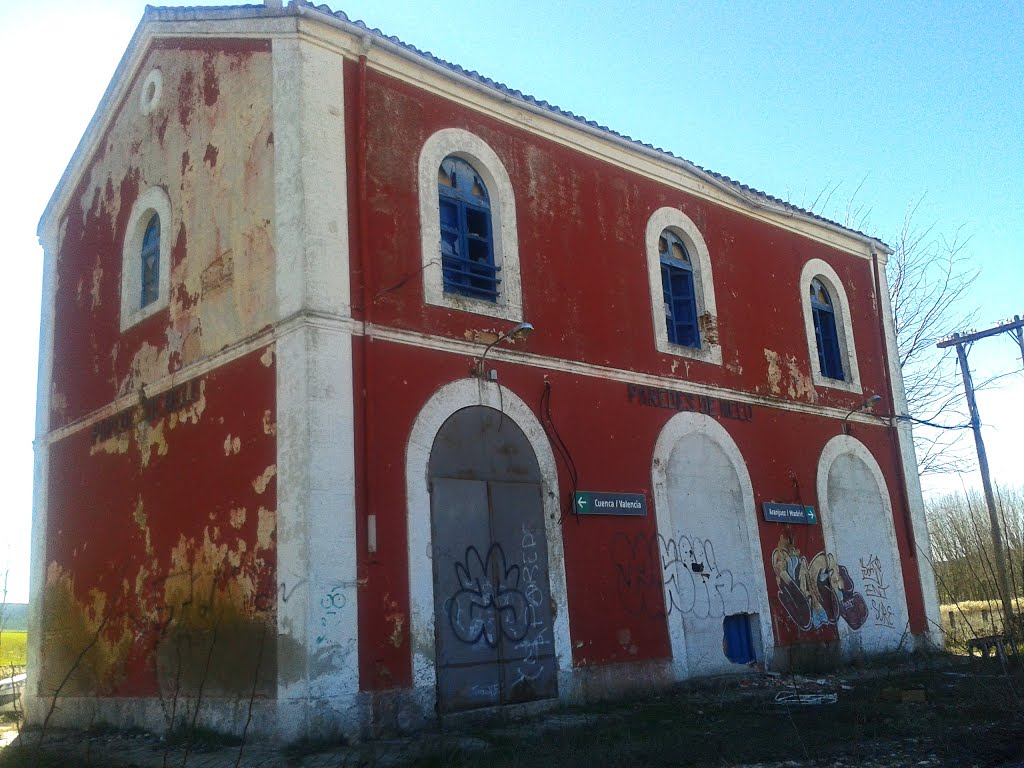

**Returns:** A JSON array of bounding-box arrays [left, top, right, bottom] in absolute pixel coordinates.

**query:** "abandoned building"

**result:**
[[30, 0, 941, 740]]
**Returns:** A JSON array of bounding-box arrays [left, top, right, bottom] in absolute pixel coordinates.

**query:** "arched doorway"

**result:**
[[652, 413, 771, 678], [427, 405, 557, 712], [818, 436, 909, 655]]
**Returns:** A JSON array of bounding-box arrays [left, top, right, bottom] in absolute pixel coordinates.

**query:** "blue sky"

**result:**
[[1, 0, 1021, 604]]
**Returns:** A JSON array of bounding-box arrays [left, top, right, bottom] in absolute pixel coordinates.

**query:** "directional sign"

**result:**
[[573, 491, 647, 517], [762, 502, 818, 525]]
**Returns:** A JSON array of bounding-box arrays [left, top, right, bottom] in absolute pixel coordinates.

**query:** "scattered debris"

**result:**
[[774, 691, 838, 706]]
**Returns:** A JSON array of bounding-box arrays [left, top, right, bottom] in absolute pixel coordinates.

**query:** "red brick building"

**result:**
[[32, 1, 939, 740]]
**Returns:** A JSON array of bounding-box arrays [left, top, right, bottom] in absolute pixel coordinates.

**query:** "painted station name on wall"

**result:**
[[626, 383, 753, 422], [90, 379, 203, 444]]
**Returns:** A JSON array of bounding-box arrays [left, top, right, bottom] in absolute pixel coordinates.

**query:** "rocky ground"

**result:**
[[1, 654, 1023, 767]]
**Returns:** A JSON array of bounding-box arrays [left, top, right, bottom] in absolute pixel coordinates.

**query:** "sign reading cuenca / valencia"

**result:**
[[573, 491, 648, 516], [762, 502, 818, 525]]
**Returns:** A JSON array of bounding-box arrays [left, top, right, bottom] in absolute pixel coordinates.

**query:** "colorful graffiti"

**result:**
[[771, 535, 868, 631]]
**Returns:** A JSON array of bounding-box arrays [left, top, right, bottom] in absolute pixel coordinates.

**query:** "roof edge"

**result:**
[[38, 0, 893, 256], [292, 1, 892, 254]]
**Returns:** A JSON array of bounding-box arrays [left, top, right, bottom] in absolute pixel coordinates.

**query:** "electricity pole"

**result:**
[[937, 315, 1024, 636]]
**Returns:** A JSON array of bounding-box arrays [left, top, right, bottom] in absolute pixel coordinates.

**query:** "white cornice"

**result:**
[[288, 5, 891, 260], [38, 5, 891, 261], [39, 314, 890, 448]]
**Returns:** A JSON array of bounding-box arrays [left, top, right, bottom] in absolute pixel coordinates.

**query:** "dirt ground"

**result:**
[[2, 653, 1023, 768]]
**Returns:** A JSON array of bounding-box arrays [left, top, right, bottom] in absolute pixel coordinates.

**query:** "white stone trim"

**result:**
[[272, 36, 359, 741], [405, 379, 570, 713], [873, 256, 941, 647], [39, 315, 896, 453], [18, 695, 277, 739], [119, 186, 172, 331], [645, 207, 722, 365], [26, 220, 61, 723], [274, 325, 361, 740], [273, 36, 350, 319], [799, 259, 862, 394], [651, 412, 772, 678], [816, 434, 909, 655], [418, 128, 522, 321]]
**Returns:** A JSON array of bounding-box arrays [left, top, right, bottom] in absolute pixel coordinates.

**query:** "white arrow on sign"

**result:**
[[576, 495, 587, 509]]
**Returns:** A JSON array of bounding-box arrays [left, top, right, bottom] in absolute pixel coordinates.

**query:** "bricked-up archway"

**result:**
[[651, 412, 772, 678], [818, 435, 910, 656]]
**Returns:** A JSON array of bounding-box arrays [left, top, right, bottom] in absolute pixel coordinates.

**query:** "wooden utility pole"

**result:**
[[937, 315, 1024, 636]]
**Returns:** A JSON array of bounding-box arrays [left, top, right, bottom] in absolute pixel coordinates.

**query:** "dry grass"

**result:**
[[939, 598, 1024, 647]]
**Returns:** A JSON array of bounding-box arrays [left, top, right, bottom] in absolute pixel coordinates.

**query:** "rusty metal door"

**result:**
[[429, 406, 557, 713]]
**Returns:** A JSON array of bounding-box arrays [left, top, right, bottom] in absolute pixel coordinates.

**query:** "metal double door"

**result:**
[[431, 477, 557, 712]]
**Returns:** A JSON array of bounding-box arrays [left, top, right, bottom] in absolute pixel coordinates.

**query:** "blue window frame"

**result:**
[[659, 229, 700, 348], [810, 278, 844, 380], [437, 156, 500, 302], [140, 214, 160, 308]]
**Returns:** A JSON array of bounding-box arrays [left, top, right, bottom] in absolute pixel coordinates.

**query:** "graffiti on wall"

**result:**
[[771, 535, 868, 631], [860, 554, 895, 629], [442, 529, 552, 694], [510, 522, 551, 690], [447, 543, 529, 647], [612, 532, 750, 620]]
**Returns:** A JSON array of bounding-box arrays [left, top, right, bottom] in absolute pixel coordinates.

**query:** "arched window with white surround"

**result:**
[[437, 156, 498, 302], [645, 207, 721, 365], [418, 128, 522, 322], [120, 186, 172, 331], [799, 259, 861, 393]]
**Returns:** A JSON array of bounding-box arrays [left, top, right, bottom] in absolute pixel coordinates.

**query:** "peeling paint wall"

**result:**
[[49, 40, 275, 431], [349, 62, 927, 696], [43, 348, 277, 700], [356, 66, 887, 413], [42, 39, 278, 706], [36, 10, 929, 733]]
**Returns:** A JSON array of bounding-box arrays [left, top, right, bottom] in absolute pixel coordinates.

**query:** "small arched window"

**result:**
[[659, 229, 700, 348], [437, 156, 498, 302], [810, 277, 844, 380], [140, 214, 161, 308]]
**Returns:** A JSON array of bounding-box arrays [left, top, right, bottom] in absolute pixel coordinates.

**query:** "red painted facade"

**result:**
[[36, 5, 931, 735], [41, 37, 278, 700], [348, 64, 927, 689]]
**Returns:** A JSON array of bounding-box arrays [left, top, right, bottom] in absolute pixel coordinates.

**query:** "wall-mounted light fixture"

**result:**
[[473, 321, 534, 379], [842, 394, 883, 435]]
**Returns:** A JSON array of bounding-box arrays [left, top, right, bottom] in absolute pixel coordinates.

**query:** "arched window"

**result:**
[[810, 277, 844, 380], [659, 229, 699, 348], [437, 156, 498, 302], [418, 128, 522, 322], [120, 186, 171, 331], [644, 207, 721, 365], [799, 259, 861, 393], [140, 214, 161, 308]]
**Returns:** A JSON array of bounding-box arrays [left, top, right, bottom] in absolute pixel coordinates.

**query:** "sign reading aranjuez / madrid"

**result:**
[[573, 492, 648, 517], [762, 502, 818, 525]]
